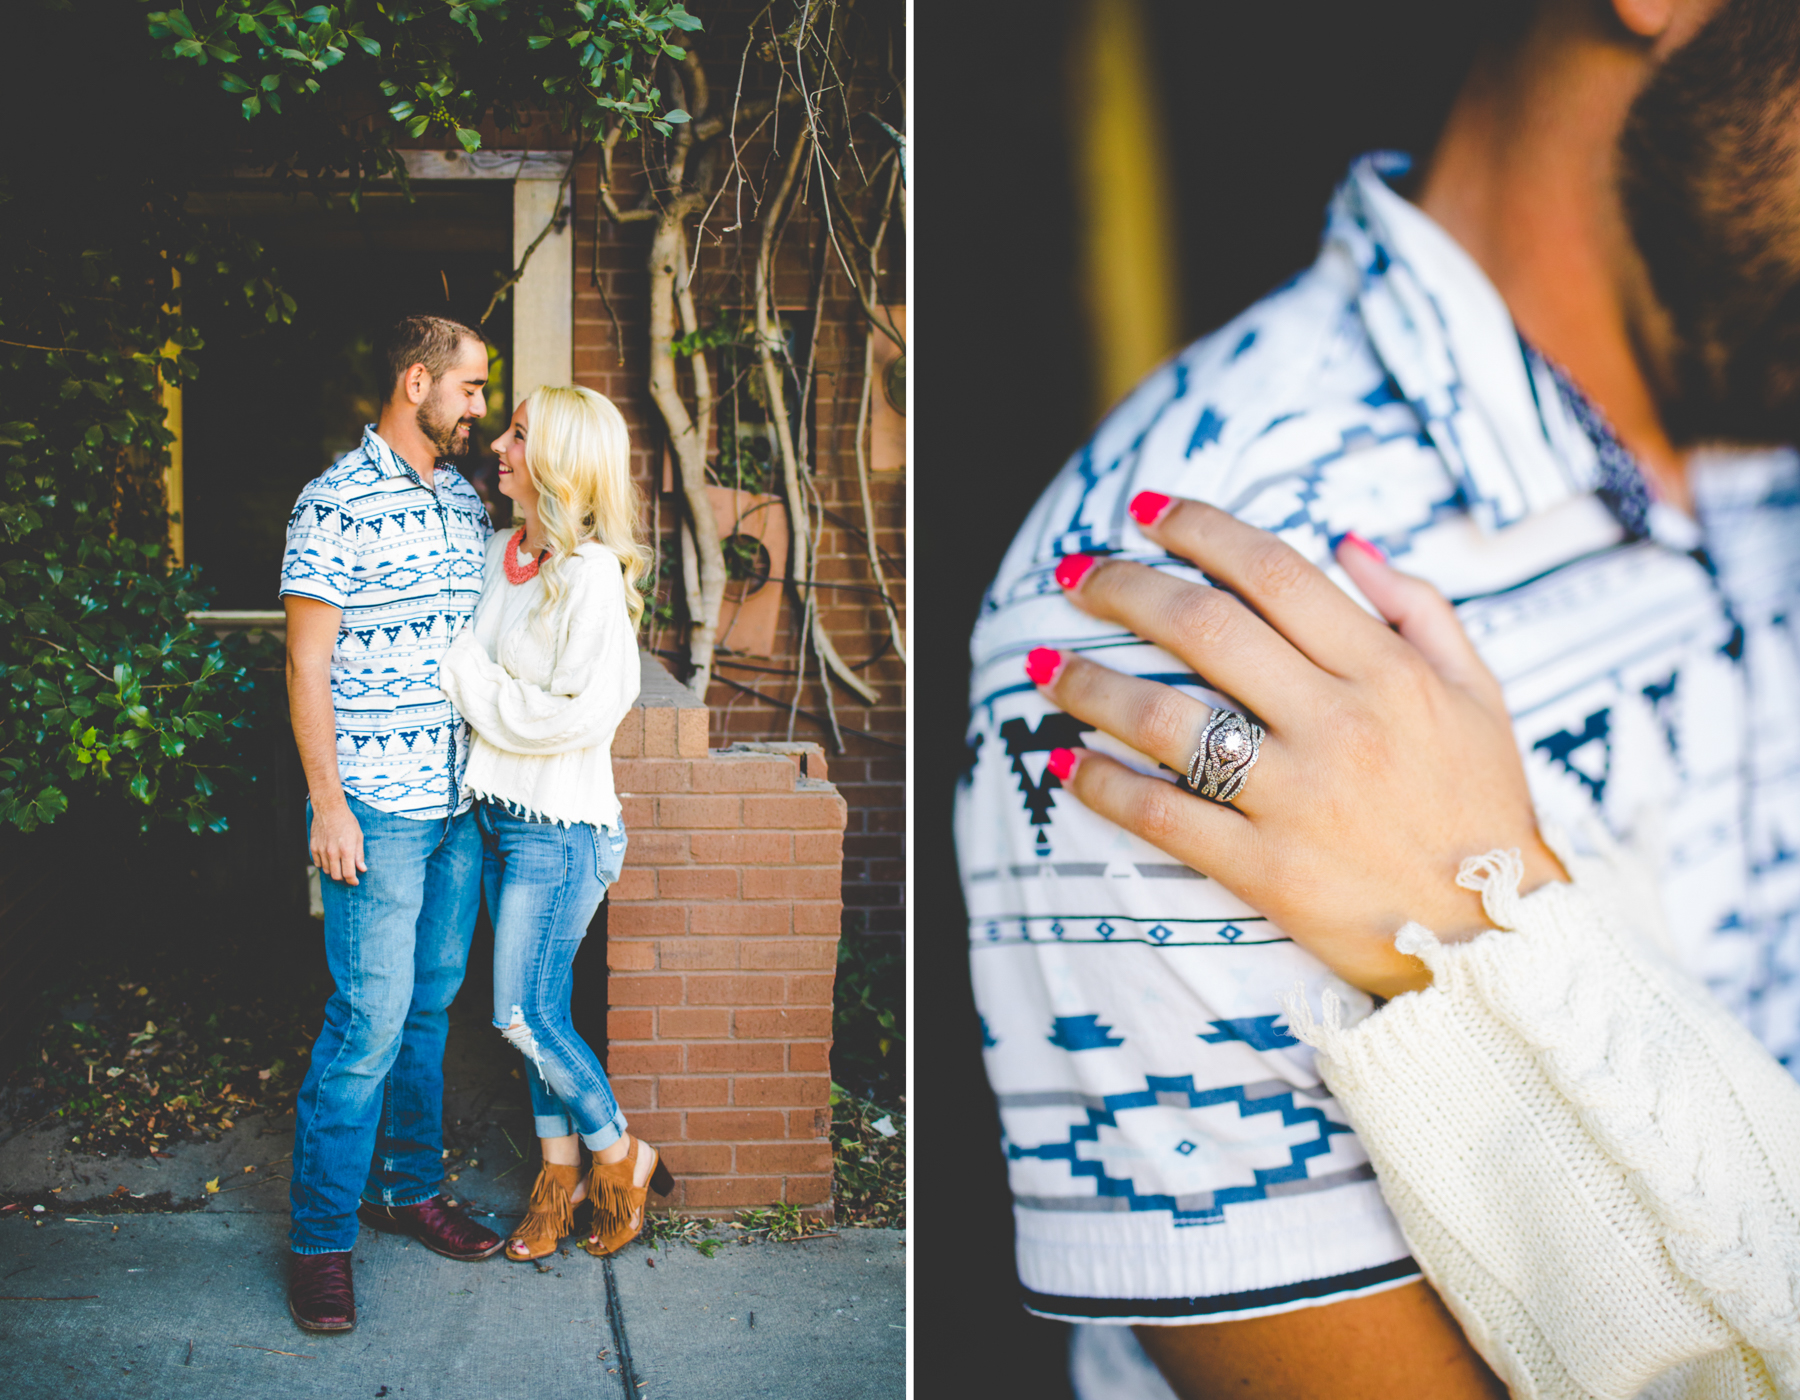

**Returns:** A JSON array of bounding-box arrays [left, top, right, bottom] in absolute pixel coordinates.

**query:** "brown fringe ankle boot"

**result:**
[[506, 1162, 583, 1262], [581, 1137, 674, 1258]]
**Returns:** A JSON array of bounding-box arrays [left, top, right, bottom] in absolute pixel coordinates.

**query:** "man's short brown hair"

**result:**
[[375, 314, 486, 403]]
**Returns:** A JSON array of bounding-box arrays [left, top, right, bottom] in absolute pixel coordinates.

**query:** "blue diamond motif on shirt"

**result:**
[[1096, 921, 1115, 940], [1147, 924, 1173, 944], [1217, 924, 1244, 942], [1175, 1140, 1197, 1156], [1050, 921, 1065, 939], [1050, 1015, 1125, 1051], [1200, 1016, 1299, 1052]]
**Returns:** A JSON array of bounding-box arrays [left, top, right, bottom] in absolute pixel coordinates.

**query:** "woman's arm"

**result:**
[[439, 549, 640, 755], [1035, 492, 1800, 1399]]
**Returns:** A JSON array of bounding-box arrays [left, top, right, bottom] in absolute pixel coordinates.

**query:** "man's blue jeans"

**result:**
[[289, 795, 482, 1255], [480, 803, 629, 1150]]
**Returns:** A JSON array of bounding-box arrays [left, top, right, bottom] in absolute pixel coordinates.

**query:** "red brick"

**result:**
[[685, 1110, 786, 1141], [743, 867, 843, 901], [679, 707, 708, 758], [611, 1076, 655, 1109], [690, 832, 793, 865], [624, 1110, 682, 1142], [735, 1142, 834, 1174], [690, 759, 798, 793], [613, 758, 692, 793], [642, 705, 680, 756], [743, 793, 847, 830], [607, 903, 686, 936], [625, 831, 689, 864], [787, 973, 837, 1005], [690, 903, 790, 935], [679, 1175, 784, 1208], [787, 1042, 832, 1073], [687, 1041, 785, 1072], [735, 1075, 831, 1107], [659, 937, 739, 970], [658, 867, 740, 900], [609, 868, 657, 903], [794, 832, 843, 863], [737, 1008, 831, 1038], [660, 1142, 731, 1174], [792, 902, 843, 933], [607, 974, 684, 1006], [609, 710, 643, 757], [784, 1175, 833, 1206], [658, 1007, 730, 1039], [658, 1076, 731, 1107], [606, 940, 657, 972], [687, 974, 784, 1006], [607, 1009, 654, 1041], [619, 795, 655, 827], [657, 795, 742, 828], [741, 939, 838, 970], [606, 1043, 684, 1075]]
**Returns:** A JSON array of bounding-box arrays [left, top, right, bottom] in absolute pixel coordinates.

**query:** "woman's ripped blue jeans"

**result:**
[[477, 802, 630, 1150]]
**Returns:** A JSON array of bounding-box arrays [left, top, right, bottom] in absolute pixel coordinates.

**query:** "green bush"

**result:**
[[831, 933, 904, 1104]]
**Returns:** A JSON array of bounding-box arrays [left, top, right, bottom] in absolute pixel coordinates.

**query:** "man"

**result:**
[[958, 0, 1800, 1394], [279, 314, 501, 1333]]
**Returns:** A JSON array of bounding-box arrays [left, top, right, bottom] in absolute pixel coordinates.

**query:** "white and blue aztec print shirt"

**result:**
[[957, 153, 1800, 1326], [279, 426, 491, 820]]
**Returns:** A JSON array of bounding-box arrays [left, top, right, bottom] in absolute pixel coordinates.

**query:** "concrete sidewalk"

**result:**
[[0, 998, 904, 1398], [0, 1210, 902, 1399]]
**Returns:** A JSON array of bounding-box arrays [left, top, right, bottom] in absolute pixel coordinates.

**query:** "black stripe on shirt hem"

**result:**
[[1021, 1257, 1422, 1320]]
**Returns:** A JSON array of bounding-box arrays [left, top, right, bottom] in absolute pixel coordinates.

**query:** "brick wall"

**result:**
[[565, 44, 906, 953], [602, 653, 847, 1216]]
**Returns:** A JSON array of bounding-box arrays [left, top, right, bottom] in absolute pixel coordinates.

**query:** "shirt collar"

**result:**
[[1325, 154, 1611, 533], [361, 425, 441, 486]]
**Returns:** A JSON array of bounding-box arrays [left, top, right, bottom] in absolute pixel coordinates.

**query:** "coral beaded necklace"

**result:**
[[504, 527, 546, 585]]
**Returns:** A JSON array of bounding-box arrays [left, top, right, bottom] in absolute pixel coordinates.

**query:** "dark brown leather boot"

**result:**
[[357, 1194, 504, 1260], [288, 1250, 356, 1333]]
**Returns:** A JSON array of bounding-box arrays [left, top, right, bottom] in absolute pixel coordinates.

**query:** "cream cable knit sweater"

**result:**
[[1285, 839, 1800, 1400], [437, 533, 639, 830]]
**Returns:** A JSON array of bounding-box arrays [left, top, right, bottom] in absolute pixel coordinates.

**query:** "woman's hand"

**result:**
[[1033, 491, 1565, 998]]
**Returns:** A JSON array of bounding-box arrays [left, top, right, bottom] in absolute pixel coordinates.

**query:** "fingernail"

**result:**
[[1047, 747, 1082, 782], [1337, 531, 1388, 564], [1055, 554, 1097, 590], [1128, 491, 1173, 527], [1025, 647, 1064, 687]]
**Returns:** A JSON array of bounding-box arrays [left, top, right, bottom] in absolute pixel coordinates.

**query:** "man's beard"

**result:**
[[416, 389, 472, 459], [1619, 0, 1800, 448]]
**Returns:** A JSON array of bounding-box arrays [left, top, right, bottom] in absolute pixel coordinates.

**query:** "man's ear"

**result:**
[[402, 362, 431, 406], [1613, 0, 1678, 39]]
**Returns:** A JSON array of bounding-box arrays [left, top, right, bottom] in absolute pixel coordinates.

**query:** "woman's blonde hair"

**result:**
[[520, 384, 650, 631]]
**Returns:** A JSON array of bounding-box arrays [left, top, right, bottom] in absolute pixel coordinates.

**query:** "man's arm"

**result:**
[[1135, 1283, 1506, 1400], [285, 595, 365, 886]]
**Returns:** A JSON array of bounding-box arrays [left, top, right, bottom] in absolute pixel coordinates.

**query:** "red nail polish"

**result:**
[[1055, 554, 1097, 590], [1341, 531, 1388, 564], [1128, 491, 1173, 527], [1047, 747, 1081, 782], [1025, 647, 1064, 686]]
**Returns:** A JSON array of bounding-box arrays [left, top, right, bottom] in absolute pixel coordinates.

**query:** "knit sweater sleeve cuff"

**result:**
[[1284, 842, 1800, 1398]]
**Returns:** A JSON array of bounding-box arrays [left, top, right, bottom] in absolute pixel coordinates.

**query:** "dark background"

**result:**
[[914, 4, 1494, 1392]]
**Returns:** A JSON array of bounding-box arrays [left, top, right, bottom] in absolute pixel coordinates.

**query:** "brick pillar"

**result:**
[[603, 653, 847, 1217]]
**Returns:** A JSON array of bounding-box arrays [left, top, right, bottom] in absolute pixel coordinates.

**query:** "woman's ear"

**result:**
[[1612, 0, 1677, 40]]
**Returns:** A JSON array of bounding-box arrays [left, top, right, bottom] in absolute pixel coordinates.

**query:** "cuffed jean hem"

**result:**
[[290, 1243, 357, 1257], [531, 1106, 629, 1152]]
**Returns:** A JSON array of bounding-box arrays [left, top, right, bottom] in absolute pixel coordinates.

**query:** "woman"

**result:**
[[1030, 492, 1800, 1398], [438, 384, 673, 1263]]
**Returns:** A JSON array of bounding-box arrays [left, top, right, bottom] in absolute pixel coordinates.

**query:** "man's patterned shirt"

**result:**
[[957, 154, 1800, 1323], [279, 426, 490, 819]]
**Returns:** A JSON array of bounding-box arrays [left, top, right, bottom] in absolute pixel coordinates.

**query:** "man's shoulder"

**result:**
[[983, 263, 1449, 610], [292, 448, 387, 512]]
